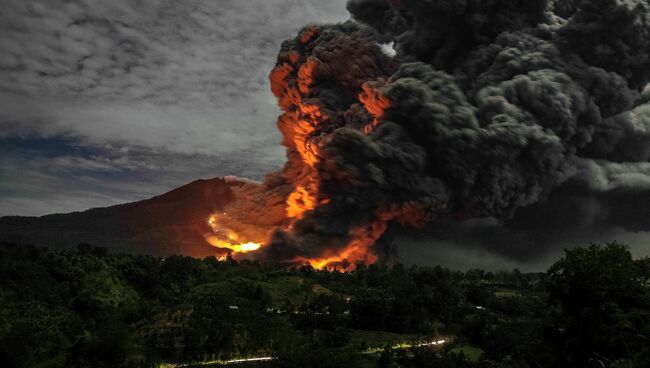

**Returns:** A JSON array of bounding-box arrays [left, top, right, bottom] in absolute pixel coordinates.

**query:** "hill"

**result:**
[[0, 177, 246, 257]]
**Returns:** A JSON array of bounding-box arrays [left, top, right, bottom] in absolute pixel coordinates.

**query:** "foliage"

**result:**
[[547, 242, 650, 367], [0, 241, 647, 368]]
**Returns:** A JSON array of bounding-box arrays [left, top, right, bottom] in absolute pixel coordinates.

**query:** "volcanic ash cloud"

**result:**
[[209, 0, 650, 269]]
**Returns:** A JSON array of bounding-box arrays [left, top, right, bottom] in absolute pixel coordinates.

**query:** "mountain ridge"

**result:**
[[0, 177, 245, 257]]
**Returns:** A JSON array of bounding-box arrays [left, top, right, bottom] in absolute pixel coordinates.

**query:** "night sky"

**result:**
[[0, 0, 348, 216]]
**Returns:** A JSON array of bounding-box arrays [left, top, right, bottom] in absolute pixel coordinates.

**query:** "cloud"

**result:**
[[573, 158, 650, 192], [0, 0, 349, 154], [0, 0, 349, 155], [0, 94, 284, 156], [397, 227, 650, 272], [0, 0, 349, 104], [0, 0, 348, 215], [0, 136, 285, 216]]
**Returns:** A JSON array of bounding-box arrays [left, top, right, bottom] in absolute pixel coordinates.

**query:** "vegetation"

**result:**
[[0, 241, 648, 367]]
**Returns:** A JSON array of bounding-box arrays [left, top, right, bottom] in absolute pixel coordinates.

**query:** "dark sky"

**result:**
[[0, 0, 348, 216]]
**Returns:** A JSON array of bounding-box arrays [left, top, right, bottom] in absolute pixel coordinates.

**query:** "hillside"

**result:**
[[0, 177, 245, 257]]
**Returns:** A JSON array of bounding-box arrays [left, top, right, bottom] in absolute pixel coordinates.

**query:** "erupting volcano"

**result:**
[[199, 0, 650, 270]]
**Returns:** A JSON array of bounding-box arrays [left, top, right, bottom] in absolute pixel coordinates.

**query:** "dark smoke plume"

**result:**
[[257, 0, 650, 266]]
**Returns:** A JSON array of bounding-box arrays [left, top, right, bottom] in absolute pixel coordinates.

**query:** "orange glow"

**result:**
[[286, 184, 318, 219], [359, 82, 390, 118], [359, 81, 391, 133], [205, 236, 262, 253], [293, 221, 387, 270], [216, 254, 228, 262], [299, 26, 319, 45], [205, 214, 263, 255]]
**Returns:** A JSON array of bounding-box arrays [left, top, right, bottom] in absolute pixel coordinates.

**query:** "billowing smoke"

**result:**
[[212, 0, 650, 268]]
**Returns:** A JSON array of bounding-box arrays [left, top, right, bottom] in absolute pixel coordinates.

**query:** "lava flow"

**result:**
[[204, 214, 262, 254]]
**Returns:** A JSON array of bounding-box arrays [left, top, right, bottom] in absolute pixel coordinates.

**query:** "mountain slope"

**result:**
[[0, 177, 245, 257]]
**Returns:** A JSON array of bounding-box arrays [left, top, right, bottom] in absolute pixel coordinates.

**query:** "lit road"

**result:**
[[160, 356, 275, 367], [161, 338, 449, 367]]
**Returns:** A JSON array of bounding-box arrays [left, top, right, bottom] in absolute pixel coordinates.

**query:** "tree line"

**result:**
[[0, 241, 648, 368]]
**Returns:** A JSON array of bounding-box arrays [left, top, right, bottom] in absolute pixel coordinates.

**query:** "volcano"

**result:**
[[0, 177, 250, 258], [3, 0, 650, 269]]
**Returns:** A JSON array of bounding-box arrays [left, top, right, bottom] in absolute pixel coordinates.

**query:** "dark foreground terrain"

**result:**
[[0, 241, 648, 368]]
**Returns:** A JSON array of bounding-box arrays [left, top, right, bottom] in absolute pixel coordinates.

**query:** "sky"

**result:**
[[0, 0, 349, 216]]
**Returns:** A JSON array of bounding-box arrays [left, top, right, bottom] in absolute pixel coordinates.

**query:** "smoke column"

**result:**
[[214, 0, 650, 268]]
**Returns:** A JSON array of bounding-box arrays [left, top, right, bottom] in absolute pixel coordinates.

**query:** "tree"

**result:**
[[547, 242, 650, 367], [548, 243, 640, 316]]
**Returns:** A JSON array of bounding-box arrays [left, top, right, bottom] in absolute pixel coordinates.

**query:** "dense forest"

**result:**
[[0, 241, 648, 368]]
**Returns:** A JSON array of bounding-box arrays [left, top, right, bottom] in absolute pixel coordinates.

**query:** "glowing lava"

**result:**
[[205, 214, 262, 254]]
